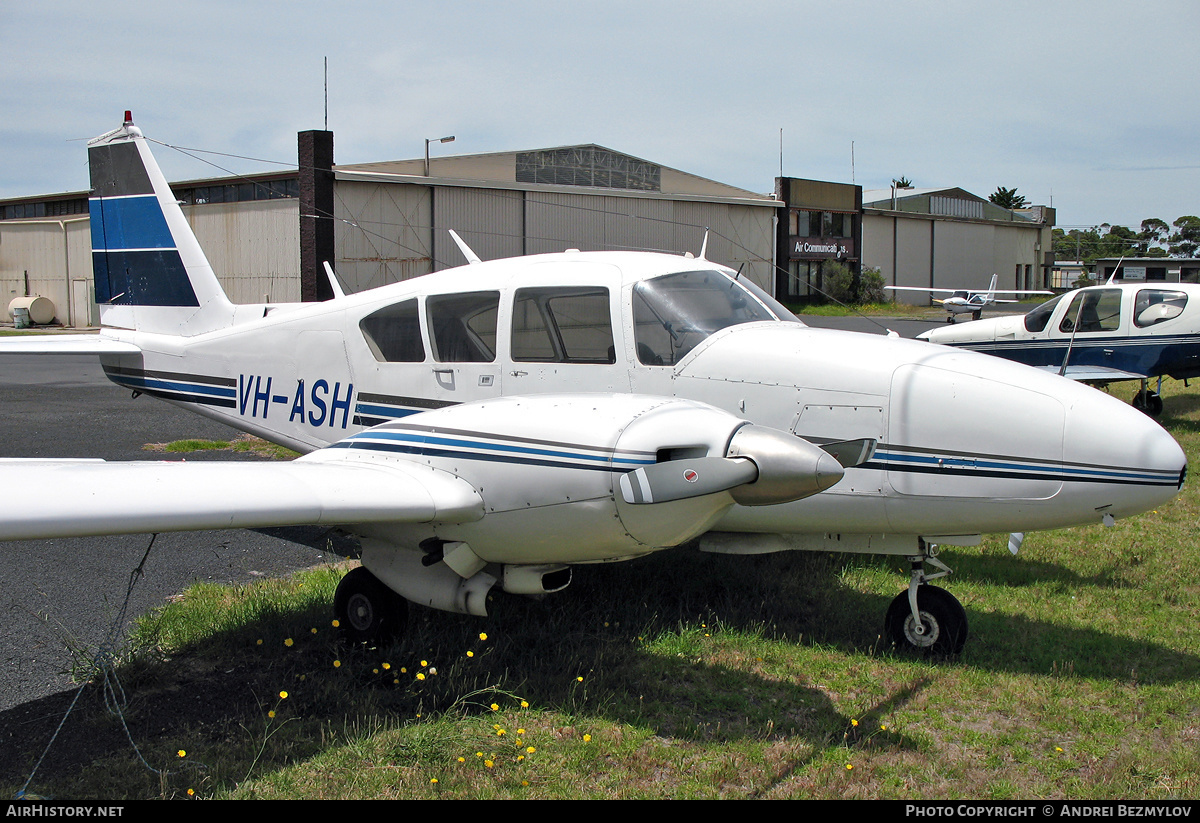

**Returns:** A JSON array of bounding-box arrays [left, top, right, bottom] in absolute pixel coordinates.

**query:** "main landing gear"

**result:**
[[1132, 380, 1164, 417], [883, 548, 968, 656], [334, 566, 409, 645]]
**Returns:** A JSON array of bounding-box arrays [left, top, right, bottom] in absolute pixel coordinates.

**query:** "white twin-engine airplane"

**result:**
[[0, 116, 1187, 656], [886, 274, 1051, 323]]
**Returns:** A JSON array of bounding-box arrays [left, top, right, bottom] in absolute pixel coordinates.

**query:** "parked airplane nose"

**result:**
[[1061, 391, 1186, 520]]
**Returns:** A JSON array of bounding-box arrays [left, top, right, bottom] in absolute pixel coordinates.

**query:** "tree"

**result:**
[[989, 186, 1029, 209], [1170, 216, 1200, 258], [1137, 218, 1170, 256], [893, 177, 914, 189]]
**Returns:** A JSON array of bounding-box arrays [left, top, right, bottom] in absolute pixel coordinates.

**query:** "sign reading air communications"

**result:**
[[788, 236, 855, 260]]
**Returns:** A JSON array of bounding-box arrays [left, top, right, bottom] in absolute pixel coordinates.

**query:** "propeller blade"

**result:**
[[619, 456, 757, 505], [820, 438, 876, 468]]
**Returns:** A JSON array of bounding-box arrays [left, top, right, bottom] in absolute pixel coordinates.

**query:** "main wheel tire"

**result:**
[[1132, 390, 1163, 417], [884, 585, 968, 656], [334, 566, 408, 645]]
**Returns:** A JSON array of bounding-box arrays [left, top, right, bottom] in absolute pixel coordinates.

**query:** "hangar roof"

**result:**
[[337, 144, 777, 206]]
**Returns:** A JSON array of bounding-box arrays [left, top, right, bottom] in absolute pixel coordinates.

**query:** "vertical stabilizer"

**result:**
[[89, 113, 235, 335]]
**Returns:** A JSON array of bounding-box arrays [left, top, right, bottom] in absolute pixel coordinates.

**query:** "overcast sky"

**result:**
[[2, 1, 1196, 233]]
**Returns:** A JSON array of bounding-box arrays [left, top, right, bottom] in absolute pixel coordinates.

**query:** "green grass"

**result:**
[[791, 301, 935, 318], [144, 434, 300, 460], [5, 383, 1200, 799]]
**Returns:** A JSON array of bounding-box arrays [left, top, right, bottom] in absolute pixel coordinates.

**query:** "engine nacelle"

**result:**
[[336, 394, 842, 567]]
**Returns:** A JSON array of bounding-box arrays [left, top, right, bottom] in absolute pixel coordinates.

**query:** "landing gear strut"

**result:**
[[334, 566, 409, 645], [1132, 380, 1163, 417], [884, 548, 968, 655]]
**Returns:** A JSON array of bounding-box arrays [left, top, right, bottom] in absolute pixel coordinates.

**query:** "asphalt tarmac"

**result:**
[[0, 354, 352, 714], [0, 312, 955, 716]]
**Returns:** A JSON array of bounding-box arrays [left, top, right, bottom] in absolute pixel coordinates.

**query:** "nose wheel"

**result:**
[[334, 566, 409, 645], [884, 549, 968, 655], [884, 584, 967, 655]]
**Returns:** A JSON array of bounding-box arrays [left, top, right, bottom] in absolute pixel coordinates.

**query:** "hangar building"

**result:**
[[0, 132, 780, 327], [861, 187, 1055, 302]]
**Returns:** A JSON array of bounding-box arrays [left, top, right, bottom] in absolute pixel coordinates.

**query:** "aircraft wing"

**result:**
[[0, 334, 140, 355], [0, 458, 482, 541], [884, 286, 956, 295], [1034, 364, 1146, 383]]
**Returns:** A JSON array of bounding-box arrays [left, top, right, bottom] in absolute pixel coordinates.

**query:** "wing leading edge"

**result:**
[[0, 458, 482, 541]]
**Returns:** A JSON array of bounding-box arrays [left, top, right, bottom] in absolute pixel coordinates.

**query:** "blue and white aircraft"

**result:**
[[919, 282, 1200, 416], [0, 115, 1187, 655]]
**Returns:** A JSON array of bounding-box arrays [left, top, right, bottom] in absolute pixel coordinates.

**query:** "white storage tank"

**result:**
[[8, 296, 56, 326]]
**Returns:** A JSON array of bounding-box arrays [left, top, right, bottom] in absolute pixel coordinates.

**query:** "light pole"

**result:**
[[425, 135, 455, 176]]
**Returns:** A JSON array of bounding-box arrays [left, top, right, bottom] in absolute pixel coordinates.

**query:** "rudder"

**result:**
[[88, 113, 234, 335]]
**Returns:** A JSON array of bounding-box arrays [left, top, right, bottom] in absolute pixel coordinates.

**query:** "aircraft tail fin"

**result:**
[[88, 112, 235, 336], [985, 274, 998, 301]]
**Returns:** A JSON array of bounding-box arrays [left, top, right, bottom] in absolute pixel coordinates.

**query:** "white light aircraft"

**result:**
[[918, 282, 1200, 417], [0, 116, 1187, 656], [886, 274, 1051, 323]]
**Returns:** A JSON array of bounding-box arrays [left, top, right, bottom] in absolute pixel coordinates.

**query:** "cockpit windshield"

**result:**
[[633, 269, 798, 365], [1024, 293, 1065, 333]]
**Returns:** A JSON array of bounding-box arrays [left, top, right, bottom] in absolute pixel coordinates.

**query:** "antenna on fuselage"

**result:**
[[322, 261, 347, 299], [449, 229, 482, 265], [698, 228, 710, 261], [1104, 256, 1125, 285]]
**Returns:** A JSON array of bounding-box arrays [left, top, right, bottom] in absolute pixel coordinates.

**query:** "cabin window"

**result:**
[[633, 270, 780, 366], [359, 298, 425, 362], [427, 291, 500, 362], [1024, 294, 1064, 333], [1058, 289, 1123, 334], [511, 287, 615, 363], [1134, 289, 1188, 328]]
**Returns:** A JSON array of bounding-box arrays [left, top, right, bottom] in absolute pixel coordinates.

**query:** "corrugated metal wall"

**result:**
[[433, 187, 523, 269], [182, 199, 300, 303], [0, 218, 91, 326], [334, 180, 433, 293]]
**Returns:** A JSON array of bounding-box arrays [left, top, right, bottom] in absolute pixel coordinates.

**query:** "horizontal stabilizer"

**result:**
[[0, 334, 141, 355], [0, 458, 482, 541]]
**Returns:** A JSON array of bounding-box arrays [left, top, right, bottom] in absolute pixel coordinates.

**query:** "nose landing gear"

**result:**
[[884, 548, 968, 656]]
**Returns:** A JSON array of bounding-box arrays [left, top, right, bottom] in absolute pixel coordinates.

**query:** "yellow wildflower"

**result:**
[[284, 638, 293, 647]]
